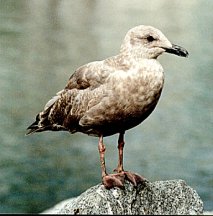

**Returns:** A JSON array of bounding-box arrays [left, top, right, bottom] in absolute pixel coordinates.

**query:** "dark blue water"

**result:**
[[0, 0, 212, 213]]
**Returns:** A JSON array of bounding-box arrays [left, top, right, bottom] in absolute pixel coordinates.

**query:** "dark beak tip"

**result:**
[[165, 44, 189, 58], [185, 50, 189, 58], [181, 47, 189, 58], [180, 51, 189, 58]]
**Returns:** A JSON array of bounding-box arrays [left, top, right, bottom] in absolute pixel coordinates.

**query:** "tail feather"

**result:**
[[26, 106, 66, 135], [26, 91, 67, 136], [26, 126, 51, 135], [26, 113, 47, 135], [25, 127, 42, 136], [26, 106, 52, 135]]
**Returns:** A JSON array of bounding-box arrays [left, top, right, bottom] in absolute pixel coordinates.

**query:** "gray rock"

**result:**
[[42, 179, 203, 215]]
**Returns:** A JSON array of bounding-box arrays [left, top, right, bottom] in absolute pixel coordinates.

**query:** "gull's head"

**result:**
[[120, 25, 188, 60]]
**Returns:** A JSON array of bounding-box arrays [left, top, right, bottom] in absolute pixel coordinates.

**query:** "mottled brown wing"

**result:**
[[65, 61, 111, 90], [27, 60, 115, 135], [44, 61, 111, 112]]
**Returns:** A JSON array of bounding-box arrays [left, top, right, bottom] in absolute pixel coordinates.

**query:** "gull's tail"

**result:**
[[26, 92, 63, 135], [26, 107, 52, 135]]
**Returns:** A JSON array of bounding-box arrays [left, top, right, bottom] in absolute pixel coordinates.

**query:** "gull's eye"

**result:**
[[146, 35, 155, 42]]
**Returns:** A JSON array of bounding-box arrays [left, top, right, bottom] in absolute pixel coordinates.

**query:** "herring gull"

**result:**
[[27, 25, 188, 189]]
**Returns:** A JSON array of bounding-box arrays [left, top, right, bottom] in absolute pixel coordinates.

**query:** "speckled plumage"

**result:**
[[27, 25, 188, 189]]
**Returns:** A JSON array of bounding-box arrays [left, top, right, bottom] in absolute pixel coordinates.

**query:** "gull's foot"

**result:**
[[102, 173, 125, 189], [102, 171, 146, 189], [123, 171, 146, 187]]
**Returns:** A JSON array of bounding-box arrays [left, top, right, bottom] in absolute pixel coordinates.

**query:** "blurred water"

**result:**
[[0, 0, 212, 213]]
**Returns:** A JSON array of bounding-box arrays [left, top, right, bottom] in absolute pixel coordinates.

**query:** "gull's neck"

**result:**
[[119, 46, 151, 66]]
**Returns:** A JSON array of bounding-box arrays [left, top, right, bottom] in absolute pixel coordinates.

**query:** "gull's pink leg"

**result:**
[[114, 132, 146, 187], [114, 132, 125, 173], [98, 135, 124, 189], [98, 135, 107, 178]]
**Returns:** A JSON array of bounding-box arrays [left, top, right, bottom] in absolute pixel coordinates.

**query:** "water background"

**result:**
[[0, 0, 212, 213]]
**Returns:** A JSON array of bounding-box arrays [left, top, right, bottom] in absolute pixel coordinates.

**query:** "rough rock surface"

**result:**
[[43, 179, 203, 215]]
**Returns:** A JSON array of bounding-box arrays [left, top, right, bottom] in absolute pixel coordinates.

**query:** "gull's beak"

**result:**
[[164, 44, 189, 57]]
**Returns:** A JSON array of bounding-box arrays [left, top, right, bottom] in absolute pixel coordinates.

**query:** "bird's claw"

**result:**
[[102, 173, 125, 189], [102, 171, 145, 189], [124, 171, 145, 187]]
